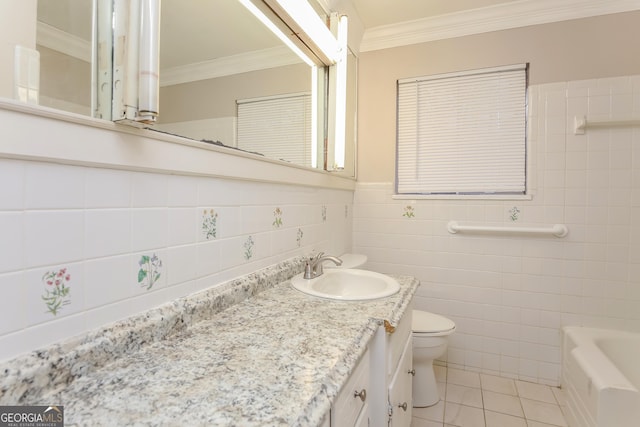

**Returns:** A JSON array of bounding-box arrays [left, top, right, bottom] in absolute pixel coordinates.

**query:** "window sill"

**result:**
[[392, 194, 533, 201]]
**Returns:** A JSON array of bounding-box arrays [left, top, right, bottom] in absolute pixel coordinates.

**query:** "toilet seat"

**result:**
[[412, 310, 456, 336]]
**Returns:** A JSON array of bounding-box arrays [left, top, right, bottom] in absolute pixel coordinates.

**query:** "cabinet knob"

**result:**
[[408, 369, 416, 376], [398, 402, 408, 411], [353, 389, 367, 402]]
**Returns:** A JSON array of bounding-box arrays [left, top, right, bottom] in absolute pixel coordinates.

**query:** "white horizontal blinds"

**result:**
[[237, 93, 312, 166], [397, 64, 527, 195]]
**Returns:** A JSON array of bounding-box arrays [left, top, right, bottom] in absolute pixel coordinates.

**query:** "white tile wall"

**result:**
[[0, 159, 25, 210], [353, 74, 640, 386], [0, 160, 353, 362]]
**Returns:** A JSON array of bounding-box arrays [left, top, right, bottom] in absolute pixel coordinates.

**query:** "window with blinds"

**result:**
[[237, 93, 312, 167], [396, 64, 527, 195]]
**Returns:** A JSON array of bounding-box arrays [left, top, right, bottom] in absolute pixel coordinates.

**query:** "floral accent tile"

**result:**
[[272, 208, 283, 228], [41, 267, 71, 315], [509, 206, 521, 221], [137, 253, 163, 290], [244, 236, 255, 260], [321, 205, 327, 222], [403, 205, 415, 218], [296, 228, 304, 247], [201, 209, 218, 240]]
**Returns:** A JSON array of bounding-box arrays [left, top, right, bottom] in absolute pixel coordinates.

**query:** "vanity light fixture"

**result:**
[[237, 0, 316, 67], [109, 0, 161, 125], [136, 0, 160, 123], [311, 66, 319, 168], [268, 0, 340, 65], [333, 14, 348, 169]]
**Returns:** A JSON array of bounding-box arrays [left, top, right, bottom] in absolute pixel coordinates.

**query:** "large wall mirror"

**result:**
[[32, 0, 356, 176]]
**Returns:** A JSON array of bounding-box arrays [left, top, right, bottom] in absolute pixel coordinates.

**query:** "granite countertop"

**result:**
[[1, 259, 419, 426]]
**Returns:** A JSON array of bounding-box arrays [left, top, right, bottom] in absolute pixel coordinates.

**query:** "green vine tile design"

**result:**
[[296, 228, 304, 247], [41, 267, 71, 315], [137, 253, 163, 290], [509, 206, 521, 221], [244, 236, 255, 260], [273, 207, 283, 228], [202, 209, 218, 240], [403, 205, 415, 218]]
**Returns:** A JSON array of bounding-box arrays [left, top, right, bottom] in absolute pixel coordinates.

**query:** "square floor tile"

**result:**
[[447, 368, 481, 388], [417, 367, 567, 427], [484, 410, 527, 427], [413, 400, 445, 422], [515, 380, 557, 404], [520, 398, 567, 426], [480, 374, 517, 396], [527, 421, 563, 427], [411, 417, 444, 427], [446, 384, 483, 408], [444, 402, 485, 427], [482, 391, 524, 418]]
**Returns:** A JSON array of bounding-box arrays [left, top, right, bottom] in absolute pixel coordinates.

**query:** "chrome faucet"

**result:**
[[304, 252, 343, 279]]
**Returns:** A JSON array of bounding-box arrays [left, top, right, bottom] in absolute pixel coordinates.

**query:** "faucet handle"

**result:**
[[309, 252, 324, 262]]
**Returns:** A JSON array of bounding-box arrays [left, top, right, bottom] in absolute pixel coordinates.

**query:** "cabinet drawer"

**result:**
[[332, 349, 370, 426], [387, 302, 413, 377], [388, 335, 413, 427]]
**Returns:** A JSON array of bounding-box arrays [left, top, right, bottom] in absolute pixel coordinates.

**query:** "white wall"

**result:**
[[357, 12, 640, 183], [0, 0, 37, 99], [0, 108, 354, 363], [353, 74, 640, 386]]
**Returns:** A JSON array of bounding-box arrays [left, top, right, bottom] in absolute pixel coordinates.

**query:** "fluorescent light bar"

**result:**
[[237, 0, 315, 67], [273, 0, 340, 63], [311, 66, 318, 168], [333, 15, 348, 169]]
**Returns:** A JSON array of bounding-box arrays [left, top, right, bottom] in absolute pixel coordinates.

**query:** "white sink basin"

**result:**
[[291, 269, 400, 301]]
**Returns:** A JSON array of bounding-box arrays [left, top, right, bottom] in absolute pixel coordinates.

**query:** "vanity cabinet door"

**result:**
[[388, 335, 413, 427], [331, 349, 370, 426]]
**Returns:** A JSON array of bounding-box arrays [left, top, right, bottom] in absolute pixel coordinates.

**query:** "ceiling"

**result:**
[[350, 0, 517, 28], [36, 0, 640, 72], [37, 0, 521, 60]]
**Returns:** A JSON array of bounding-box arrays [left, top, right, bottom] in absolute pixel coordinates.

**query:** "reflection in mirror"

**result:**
[[30, 0, 354, 175], [36, 0, 92, 115], [154, 0, 322, 169]]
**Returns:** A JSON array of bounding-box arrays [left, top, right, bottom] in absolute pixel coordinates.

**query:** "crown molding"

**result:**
[[160, 46, 302, 87], [35, 22, 302, 86], [36, 22, 91, 62], [360, 0, 640, 52]]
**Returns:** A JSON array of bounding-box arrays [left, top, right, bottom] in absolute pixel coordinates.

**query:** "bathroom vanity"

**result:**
[[324, 303, 414, 427], [0, 257, 418, 426]]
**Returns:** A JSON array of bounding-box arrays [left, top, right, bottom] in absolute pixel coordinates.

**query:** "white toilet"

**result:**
[[412, 309, 456, 407]]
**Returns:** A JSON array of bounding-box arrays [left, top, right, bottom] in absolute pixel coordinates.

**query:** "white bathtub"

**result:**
[[562, 327, 640, 427]]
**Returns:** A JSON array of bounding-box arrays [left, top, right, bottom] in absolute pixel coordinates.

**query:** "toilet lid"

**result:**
[[412, 310, 456, 334]]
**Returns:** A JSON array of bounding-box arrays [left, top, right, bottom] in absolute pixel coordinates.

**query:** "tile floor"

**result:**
[[411, 366, 567, 427]]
